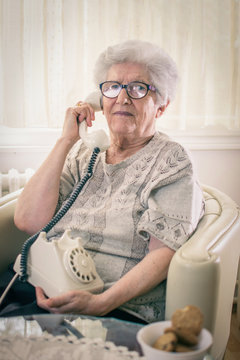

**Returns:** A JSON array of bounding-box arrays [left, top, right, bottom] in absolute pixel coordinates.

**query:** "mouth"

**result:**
[[113, 111, 133, 117]]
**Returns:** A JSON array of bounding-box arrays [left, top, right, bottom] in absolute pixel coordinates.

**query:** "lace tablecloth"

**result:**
[[0, 333, 145, 360], [0, 315, 145, 359]]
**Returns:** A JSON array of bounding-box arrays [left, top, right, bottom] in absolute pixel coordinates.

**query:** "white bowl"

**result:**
[[137, 320, 212, 360]]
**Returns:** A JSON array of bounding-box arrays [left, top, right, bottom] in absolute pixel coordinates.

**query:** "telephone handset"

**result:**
[[13, 230, 104, 297], [8, 91, 109, 299], [79, 121, 110, 152], [79, 90, 110, 152]]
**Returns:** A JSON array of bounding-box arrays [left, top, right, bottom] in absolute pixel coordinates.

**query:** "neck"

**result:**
[[106, 133, 154, 164]]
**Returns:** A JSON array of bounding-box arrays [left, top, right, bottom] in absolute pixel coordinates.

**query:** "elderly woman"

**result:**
[[4, 40, 204, 323]]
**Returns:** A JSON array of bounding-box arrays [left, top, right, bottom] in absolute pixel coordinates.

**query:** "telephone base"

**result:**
[[13, 230, 104, 298]]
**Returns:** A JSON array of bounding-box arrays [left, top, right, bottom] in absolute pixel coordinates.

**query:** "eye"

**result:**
[[101, 81, 121, 98], [110, 83, 120, 90], [135, 84, 145, 91], [128, 82, 147, 98]]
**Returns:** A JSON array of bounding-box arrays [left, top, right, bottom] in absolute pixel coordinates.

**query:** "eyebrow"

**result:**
[[108, 79, 149, 84]]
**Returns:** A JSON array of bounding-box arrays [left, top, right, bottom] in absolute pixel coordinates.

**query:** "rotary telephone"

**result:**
[[13, 230, 104, 297], [11, 92, 110, 299]]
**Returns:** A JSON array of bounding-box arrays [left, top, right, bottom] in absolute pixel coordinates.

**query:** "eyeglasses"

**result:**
[[99, 81, 157, 100]]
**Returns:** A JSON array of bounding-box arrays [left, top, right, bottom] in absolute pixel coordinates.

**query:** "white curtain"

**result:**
[[0, 0, 239, 131]]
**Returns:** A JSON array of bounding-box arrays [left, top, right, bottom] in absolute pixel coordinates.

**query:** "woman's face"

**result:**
[[102, 62, 162, 139]]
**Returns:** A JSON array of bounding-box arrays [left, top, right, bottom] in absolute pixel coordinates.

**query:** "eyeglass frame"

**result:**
[[99, 81, 159, 100]]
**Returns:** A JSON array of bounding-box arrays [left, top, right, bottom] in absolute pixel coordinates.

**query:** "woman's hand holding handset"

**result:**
[[62, 90, 109, 151], [62, 101, 95, 146]]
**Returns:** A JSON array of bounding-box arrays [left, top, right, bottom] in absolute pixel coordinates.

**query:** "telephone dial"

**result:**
[[2, 91, 110, 302]]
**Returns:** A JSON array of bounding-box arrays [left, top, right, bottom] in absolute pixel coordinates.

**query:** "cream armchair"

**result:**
[[0, 185, 239, 360]]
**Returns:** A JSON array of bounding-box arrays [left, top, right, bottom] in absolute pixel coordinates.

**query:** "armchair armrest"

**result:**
[[0, 189, 29, 274], [165, 185, 240, 360]]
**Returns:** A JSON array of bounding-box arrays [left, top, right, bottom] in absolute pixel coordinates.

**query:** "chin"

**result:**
[[112, 126, 136, 136], [110, 122, 136, 135]]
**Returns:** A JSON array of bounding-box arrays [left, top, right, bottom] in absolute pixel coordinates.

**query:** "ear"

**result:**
[[155, 99, 170, 118]]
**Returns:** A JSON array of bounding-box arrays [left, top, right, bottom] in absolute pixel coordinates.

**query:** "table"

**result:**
[[0, 314, 145, 359]]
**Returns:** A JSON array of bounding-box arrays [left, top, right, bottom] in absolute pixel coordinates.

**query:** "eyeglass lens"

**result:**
[[101, 81, 149, 99]]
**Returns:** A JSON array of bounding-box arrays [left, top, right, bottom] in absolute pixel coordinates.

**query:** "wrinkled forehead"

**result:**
[[106, 62, 150, 83]]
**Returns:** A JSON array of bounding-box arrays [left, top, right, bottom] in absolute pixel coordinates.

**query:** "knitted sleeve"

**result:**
[[137, 144, 204, 251]]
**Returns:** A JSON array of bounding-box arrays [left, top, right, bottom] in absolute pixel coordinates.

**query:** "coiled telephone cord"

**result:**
[[19, 147, 100, 282]]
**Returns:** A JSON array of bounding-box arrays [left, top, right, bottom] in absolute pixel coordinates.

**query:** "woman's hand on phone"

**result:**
[[61, 102, 95, 144], [35, 287, 106, 316]]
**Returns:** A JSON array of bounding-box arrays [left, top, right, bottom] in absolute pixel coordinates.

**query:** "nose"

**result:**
[[116, 87, 132, 104]]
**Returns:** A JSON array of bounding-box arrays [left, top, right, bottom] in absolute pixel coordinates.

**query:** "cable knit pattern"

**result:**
[[48, 132, 204, 323]]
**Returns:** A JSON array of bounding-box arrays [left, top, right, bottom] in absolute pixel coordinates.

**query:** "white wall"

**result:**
[[0, 127, 240, 206], [191, 149, 240, 206]]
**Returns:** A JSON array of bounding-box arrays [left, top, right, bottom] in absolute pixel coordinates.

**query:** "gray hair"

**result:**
[[93, 40, 178, 105]]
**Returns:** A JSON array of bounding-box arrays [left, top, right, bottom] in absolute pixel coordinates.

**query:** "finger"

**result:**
[[35, 287, 52, 311], [35, 286, 48, 300], [49, 303, 78, 314], [88, 105, 95, 121], [43, 293, 73, 309], [48, 293, 89, 314], [36, 289, 66, 313], [72, 107, 91, 128], [76, 103, 95, 124], [45, 291, 87, 313], [78, 110, 93, 127], [76, 101, 95, 118]]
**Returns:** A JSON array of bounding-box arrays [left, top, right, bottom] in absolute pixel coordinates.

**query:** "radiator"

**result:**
[[0, 168, 35, 198]]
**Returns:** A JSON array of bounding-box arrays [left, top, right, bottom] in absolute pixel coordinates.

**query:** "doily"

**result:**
[[0, 333, 145, 360]]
